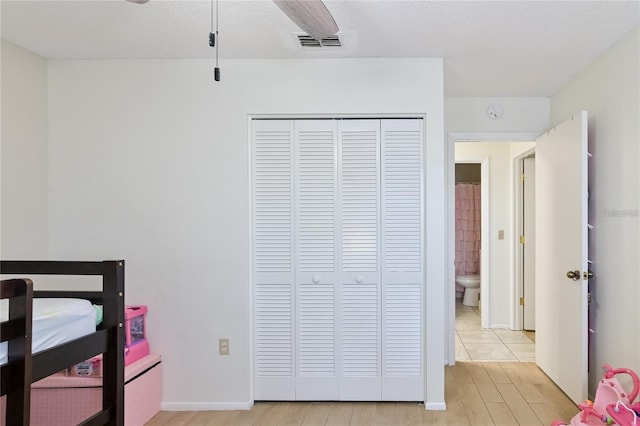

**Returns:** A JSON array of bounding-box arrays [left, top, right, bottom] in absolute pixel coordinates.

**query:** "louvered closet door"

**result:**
[[381, 119, 424, 401], [337, 120, 382, 400], [294, 120, 339, 400], [252, 120, 295, 400], [253, 118, 424, 402]]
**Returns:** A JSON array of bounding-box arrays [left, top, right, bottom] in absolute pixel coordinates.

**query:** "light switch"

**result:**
[[498, 230, 504, 240]]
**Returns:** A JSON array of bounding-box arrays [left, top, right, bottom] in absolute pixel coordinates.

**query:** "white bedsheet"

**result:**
[[0, 298, 97, 365]]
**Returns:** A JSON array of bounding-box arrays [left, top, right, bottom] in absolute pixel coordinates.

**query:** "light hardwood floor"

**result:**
[[146, 362, 578, 425]]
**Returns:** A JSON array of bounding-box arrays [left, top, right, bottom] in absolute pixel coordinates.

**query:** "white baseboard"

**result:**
[[489, 323, 510, 329], [161, 401, 254, 411], [424, 402, 447, 411]]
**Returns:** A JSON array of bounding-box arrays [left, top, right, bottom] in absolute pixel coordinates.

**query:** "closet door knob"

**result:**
[[312, 275, 320, 284], [355, 275, 364, 284]]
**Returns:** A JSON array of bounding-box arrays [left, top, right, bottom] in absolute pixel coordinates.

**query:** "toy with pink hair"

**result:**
[[552, 364, 639, 426]]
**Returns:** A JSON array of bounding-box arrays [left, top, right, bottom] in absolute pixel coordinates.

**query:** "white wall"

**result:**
[[46, 58, 446, 408], [551, 27, 639, 395], [445, 97, 550, 134], [0, 39, 49, 259]]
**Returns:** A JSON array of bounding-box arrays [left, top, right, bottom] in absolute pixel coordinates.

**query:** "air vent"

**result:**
[[297, 34, 342, 48]]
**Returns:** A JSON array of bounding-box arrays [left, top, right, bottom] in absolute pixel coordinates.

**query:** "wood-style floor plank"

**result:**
[[503, 363, 547, 404], [349, 402, 377, 426], [300, 402, 332, 426], [485, 402, 519, 426], [146, 362, 577, 425], [323, 402, 355, 426], [448, 361, 474, 384], [482, 362, 512, 384], [468, 363, 504, 403], [459, 383, 496, 425], [227, 403, 279, 426], [496, 383, 543, 425], [421, 409, 447, 425], [373, 402, 398, 425], [396, 403, 423, 425], [443, 374, 472, 425]]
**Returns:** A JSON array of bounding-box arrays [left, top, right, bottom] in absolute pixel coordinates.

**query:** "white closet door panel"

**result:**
[[338, 120, 382, 400], [381, 283, 423, 400], [295, 120, 337, 273], [340, 282, 381, 400], [339, 121, 380, 274], [254, 282, 295, 399], [294, 120, 339, 399], [296, 280, 338, 400], [381, 119, 424, 401], [254, 120, 294, 274], [253, 120, 295, 400], [298, 283, 335, 375], [382, 120, 423, 276]]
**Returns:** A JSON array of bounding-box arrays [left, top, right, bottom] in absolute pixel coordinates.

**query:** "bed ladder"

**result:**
[[1, 278, 34, 426]]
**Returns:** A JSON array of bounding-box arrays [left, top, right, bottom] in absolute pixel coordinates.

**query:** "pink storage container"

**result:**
[[0, 353, 162, 426], [125, 305, 150, 365], [125, 305, 147, 347]]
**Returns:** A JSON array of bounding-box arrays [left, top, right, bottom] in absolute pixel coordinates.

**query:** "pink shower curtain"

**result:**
[[455, 183, 481, 291]]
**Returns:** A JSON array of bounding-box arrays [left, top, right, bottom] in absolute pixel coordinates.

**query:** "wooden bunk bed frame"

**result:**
[[0, 260, 125, 426]]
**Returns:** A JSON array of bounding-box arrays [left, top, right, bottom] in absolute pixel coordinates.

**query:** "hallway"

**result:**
[[455, 300, 535, 362]]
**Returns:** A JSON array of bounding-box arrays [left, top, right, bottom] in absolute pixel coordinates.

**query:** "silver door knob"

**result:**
[[355, 275, 364, 284], [312, 275, 320, 284], [566, 270, 580, 281]]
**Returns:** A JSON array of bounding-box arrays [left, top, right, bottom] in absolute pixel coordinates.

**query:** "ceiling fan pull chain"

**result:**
[[210, 0, 220, 81], [215, 0, 220, 81]]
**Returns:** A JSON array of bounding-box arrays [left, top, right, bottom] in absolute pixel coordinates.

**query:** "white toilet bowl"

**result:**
[[456, 275, 480, 307]]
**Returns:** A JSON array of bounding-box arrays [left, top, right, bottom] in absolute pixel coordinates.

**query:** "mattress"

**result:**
[[0, 298, 97, 365]]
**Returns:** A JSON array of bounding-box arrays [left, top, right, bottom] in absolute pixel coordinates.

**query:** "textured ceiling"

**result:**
[[1, 0, 638, 96]]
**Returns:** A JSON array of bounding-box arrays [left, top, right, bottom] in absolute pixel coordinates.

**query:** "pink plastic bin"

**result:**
[[125, 305, 150, 365], [0, 353, 162, 426], [125, 305, 147, 347]]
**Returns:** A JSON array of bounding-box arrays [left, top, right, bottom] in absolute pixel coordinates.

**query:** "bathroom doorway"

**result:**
[[454, 163, 482, 306], [450, 140, 537, 363]]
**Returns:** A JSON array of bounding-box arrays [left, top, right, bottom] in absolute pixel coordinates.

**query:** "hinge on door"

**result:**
[[520, 235, 525, 244], [520, 297, 524, 306], [520, 173, 525, 182]]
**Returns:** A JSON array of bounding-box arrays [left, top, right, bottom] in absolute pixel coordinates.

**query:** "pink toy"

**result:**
[[552, 364, 640, 426], [125, 305, 150, 365]]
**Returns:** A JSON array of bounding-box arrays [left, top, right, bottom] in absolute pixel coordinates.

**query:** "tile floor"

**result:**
[[456, 299, 536, 362]]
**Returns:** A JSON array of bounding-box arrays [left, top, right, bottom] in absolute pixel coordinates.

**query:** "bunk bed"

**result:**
[[0, 260, 125, 426]]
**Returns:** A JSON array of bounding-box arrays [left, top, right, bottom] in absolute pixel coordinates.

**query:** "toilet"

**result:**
[[456, 275, 481, 307]]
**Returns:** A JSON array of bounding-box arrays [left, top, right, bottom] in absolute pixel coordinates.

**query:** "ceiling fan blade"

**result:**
[[273, 0, 339, 40]]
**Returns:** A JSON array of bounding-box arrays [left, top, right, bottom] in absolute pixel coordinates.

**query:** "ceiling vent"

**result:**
[[297, 34, 342, 49]]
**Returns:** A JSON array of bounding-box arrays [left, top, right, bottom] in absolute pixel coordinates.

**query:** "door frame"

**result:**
[[446, 132, 538, 365], [512, 148, 536, 331]]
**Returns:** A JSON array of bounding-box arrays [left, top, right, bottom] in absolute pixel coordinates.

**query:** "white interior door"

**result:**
[[535, 111, 588, 405], [523, 157, 536, 331]]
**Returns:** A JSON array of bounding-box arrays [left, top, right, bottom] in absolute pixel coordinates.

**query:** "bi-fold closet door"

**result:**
[[253, 118, 423, 401]]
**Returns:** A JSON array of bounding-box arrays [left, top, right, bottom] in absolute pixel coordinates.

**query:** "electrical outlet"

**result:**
[[219, 338, 230, 355]]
